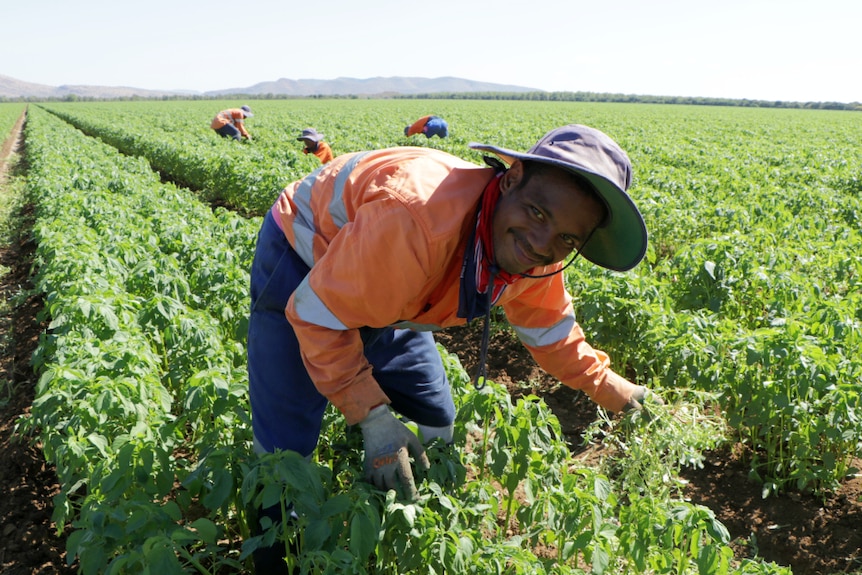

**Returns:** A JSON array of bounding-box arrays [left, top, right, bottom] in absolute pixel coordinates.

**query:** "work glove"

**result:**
[[359, 405, 430, 500], [623, 385, 664, 413]]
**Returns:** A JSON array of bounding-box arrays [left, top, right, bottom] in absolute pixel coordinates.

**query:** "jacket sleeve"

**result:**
[[405, 116, 430, 137], [501, 274, 640, 412], [314, 142, 334, 163], [235, 114, 250, 138], [284, 198, 441, 425]]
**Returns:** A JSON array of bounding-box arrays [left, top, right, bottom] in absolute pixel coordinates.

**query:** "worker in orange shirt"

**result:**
[[404, 115, 449, 138], [211, 105, 254, 141], [247, 124, 662, 573], [296, 128, 334, 164]]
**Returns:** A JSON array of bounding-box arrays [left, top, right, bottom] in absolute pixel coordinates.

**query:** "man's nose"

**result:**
[[528, 227, 555, 258]]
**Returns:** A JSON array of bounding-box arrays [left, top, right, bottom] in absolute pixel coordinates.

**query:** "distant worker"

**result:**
[[211, 105, 254, 141], [297, 128, 334, 164], [405, 115, 449, 139]]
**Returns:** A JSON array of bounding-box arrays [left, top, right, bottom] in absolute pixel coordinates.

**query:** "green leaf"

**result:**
[[305, 517, 332, 550], [87, 433, 109, 457], [202, 467, 233, 510], [348, 513, 377, 560], [142, 536, 183, 575], [189, 517, 218, 544]]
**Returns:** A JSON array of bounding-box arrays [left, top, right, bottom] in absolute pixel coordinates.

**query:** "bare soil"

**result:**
[[0, 113, 860, 574]]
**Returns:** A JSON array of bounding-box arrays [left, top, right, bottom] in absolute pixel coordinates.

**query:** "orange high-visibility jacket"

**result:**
[[210, 109, 250, 138], [303, 141, 334, 164], [404, 116, 431, 137], [271, 147, 640, 424]]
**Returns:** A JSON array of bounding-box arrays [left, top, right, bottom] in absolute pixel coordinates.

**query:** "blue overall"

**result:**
[[247, 210, 456, 456], [216, 123, 242, 141]]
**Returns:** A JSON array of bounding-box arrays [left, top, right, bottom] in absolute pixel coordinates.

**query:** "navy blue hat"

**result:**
[[240, 105, 254, 117], [297, 128, 323, 142]]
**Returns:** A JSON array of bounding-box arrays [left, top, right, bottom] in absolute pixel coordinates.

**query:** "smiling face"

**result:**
[[492, 160, 607, 275]]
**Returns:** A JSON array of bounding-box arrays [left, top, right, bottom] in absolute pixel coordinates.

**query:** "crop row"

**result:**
[[0, 103, 25, 142], [15, 104, 794, 574], [0, 103, 26, 168], [20, 104, 260, 573]]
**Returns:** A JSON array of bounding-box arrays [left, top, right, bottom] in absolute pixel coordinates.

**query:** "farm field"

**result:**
[[0, 98, 860, 574]]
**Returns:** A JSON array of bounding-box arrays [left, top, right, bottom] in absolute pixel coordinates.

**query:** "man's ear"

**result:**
[[499, 160, 523, 193]]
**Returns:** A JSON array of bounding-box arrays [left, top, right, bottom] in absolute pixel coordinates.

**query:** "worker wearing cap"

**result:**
[[405, 115, 449, 138], [211, 105, 254, 141], [296, 127, 334, 164], [247, 124, 659, 571]]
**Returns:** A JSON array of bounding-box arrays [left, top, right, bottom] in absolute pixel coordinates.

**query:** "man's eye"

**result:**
[[531, 206, 544, 220]]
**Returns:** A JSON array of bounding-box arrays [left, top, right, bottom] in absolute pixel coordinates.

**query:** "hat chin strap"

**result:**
[[518, 226, 597, 279]]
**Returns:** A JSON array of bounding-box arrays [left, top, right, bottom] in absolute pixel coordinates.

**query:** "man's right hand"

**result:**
[[623, 385, 664, 413], [359, 405, 430, 500]]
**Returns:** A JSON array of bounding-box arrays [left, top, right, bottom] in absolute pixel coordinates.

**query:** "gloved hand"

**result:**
[[623, 385, 664, 413], [359, 405, 430, 500]]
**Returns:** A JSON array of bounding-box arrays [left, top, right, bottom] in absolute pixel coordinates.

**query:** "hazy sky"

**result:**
[[4, 0, 859, 102]]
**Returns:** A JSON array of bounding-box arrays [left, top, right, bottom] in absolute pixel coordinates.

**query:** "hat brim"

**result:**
[[469, 143, 647, 272]]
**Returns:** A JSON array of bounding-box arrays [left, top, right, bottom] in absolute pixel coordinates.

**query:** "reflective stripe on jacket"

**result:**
[[271, 147, 637, 423], [210, 109, 249, 138]]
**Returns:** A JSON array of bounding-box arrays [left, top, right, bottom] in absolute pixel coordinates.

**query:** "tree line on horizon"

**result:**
[[2, 90, 859, 111], [399, 91, 861, 111]]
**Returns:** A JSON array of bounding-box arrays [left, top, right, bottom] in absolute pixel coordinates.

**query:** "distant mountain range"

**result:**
[[0, 74, 540, 99]]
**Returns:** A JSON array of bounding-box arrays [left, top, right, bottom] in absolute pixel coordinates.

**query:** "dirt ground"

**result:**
[[0, 114, 860, 575]]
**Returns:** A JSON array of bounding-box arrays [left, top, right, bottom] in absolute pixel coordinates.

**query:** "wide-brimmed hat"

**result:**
[[297, 128, 323, 142], [469, 124, 647, 272], [240, 105, 254, 117]]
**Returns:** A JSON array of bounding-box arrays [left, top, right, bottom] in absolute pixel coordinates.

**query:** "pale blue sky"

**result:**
[[3, 0, 859, 102]]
